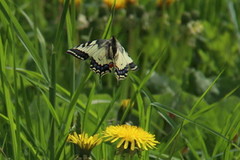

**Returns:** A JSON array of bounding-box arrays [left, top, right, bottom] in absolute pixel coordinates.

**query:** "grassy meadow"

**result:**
[[1, 0, 240, 159]]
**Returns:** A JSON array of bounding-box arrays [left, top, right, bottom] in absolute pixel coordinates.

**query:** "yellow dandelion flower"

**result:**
[[103, 0, 127, 9], [121, 99, 134, 109], [67, 132, 102, 156], [103, 125, 159, 152]]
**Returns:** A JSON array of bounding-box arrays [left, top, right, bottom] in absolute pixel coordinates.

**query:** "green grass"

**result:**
[[1, 0, 240, 159]]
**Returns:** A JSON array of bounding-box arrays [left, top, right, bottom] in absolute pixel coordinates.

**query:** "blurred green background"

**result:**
[[0, 0, 240, 159]]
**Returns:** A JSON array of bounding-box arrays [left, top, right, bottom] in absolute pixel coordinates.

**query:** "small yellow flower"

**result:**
[[67, 132, 102, 156], [103, 0, 126, 9], [103, 0, 137, 9], [121, 99, 134, 109], [103, 125, 159, 152]]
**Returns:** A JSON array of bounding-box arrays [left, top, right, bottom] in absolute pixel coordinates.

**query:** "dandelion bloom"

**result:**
[[67, 132, 102, 156], [121, 99, 134, 108], [103, 125, 159, 151], [103, 0, 137, 9]]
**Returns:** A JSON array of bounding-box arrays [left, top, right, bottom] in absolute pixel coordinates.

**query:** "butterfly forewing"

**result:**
[[66, 48, 89, 60], [75, 40, 100, 57]]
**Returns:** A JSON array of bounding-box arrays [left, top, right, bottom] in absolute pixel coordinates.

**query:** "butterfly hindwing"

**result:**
[[87, 40, 113, 76], [114, 46, 138, 80], [89, 46, 112, 76], [90, 58, 112, 76]]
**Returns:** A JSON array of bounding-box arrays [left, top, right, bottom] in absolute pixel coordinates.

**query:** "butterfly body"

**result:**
[[67, 37, 137, 80]]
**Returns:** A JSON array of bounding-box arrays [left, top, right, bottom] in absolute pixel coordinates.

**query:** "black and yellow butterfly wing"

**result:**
[[67, 39, 113, 76], [114, 45, 138, 80], [66, 37, 137, 80]]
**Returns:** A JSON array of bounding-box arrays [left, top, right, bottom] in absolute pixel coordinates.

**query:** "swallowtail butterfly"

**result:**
[[66, 37, 137, 80]]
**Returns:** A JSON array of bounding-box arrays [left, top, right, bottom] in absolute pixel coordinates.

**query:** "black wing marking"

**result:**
[[90, 58, 111, 76], [66, 48, 89, 60], [66, 39, 108, 59]]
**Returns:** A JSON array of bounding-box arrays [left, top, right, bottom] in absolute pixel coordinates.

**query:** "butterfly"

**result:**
[[66, 36, 137, 80]]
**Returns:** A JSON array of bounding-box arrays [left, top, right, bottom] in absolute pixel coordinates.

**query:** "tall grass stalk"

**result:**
[[0, 0, 240, 159]]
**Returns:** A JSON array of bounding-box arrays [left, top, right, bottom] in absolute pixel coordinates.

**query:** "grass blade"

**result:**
[[187, 70, 224, 117], [49, 46, 56, 159], [151, 102, 232, 143], [0, 1, 49, 82], [83, 83, 96, 131], [93, 87, 121, 135], [0, 37, 19, 159], [101, 0, 116, 39]]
